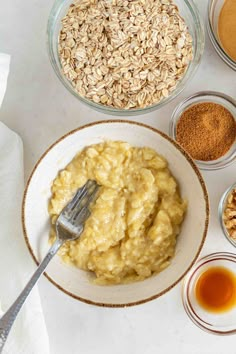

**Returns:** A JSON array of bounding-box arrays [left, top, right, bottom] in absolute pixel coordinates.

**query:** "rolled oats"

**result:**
[[59, 0, 193, 109]]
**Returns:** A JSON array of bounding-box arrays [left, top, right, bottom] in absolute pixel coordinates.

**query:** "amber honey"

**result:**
[[195, 266, 236, 313]]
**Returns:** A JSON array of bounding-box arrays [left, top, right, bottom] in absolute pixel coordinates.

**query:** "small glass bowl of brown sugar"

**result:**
[[169, 91, 236, 170], [208, 0, 236, 71], [219, 182, 236, 247], [182, 252, 236, 335]]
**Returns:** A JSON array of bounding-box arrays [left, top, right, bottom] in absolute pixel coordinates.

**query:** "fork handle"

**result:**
[[0, 238, 63, 353]]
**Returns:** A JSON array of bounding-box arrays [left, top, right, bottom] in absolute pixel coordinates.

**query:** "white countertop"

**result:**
[[1, 1, 236, 353]]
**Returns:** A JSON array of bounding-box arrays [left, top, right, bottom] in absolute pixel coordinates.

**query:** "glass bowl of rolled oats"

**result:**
[[219, 183, 236, 248], [47, 0, 204, 115]]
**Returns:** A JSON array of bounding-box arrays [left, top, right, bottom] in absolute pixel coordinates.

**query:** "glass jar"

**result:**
[[169, 91, 236, 170], [207, 0, 236, 71], [219, 182, 236, 248], [182, 252, 236, 335]]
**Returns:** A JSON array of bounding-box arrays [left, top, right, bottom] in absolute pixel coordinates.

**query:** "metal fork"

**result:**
[[0, 179, 99, 353]]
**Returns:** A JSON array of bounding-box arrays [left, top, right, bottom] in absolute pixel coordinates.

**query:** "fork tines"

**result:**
[[62, 180, 100, 222]]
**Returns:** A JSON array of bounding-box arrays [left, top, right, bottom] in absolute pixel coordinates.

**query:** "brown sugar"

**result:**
[[176, 102, 236, 161]]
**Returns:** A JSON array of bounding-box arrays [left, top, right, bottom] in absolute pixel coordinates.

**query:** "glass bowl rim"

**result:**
[[218, 182, 236, 248], [46, 0, 205, 115], [182, 251, 236, 335], [169, 90, 236, 170], [207, 0, 236, 71]]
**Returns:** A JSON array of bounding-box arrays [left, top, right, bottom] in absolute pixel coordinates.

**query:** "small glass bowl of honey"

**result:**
[[182, 252, 236, 335]]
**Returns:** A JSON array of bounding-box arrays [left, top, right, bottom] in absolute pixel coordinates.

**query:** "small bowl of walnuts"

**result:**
[[219, 183, 236, 247], [47, 0, 204, 115]]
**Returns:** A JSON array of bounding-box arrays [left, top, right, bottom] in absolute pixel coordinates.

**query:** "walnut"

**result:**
[[223, 188, 236, 240]]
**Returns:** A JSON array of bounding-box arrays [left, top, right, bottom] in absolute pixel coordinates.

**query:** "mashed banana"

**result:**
[[48, 141, 186, 284]]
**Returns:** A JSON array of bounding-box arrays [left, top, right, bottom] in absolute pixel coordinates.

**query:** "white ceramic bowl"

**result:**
[[22, 121, 209, 307]]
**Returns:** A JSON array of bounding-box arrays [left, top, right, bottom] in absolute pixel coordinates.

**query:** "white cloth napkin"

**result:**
[[0, 54, 50, 353]]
